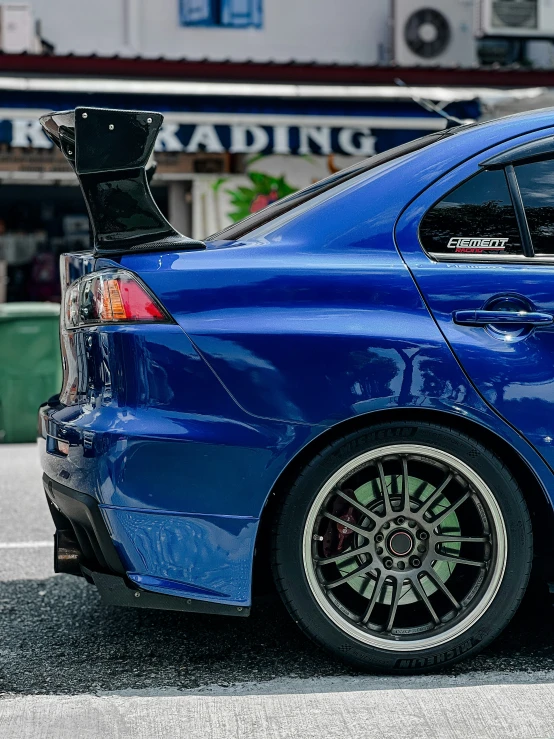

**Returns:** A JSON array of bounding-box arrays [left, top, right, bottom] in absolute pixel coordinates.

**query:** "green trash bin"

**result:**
[[0, 302, 62, 443]]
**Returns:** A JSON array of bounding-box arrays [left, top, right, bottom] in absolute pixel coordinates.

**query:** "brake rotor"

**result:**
[[334, 473, 461, 606]]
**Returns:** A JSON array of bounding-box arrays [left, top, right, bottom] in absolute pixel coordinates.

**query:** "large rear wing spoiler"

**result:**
[[40, 107, 206, 256]]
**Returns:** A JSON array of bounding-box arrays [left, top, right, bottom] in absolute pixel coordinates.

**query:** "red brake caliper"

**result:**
[[322, 489, 358, 557]]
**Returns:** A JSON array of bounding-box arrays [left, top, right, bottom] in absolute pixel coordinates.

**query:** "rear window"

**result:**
[[206, 126, 470, 242], [419, 168, 524, 257]]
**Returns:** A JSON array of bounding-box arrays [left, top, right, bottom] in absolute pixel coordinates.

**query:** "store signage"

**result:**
[[1, 119, 381, 156], [153, 123, 377, 156]]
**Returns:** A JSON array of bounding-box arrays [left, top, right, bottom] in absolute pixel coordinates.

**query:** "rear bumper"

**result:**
[[43, 472, 250, 617], [37, 317, 310, 609], [37, 386, 294, 608]]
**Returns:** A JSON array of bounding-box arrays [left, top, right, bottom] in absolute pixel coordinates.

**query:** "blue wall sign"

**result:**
[[0, 117, 446, 157]]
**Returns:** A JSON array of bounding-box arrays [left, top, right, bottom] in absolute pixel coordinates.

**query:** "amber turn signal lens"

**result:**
[[103, 279, 128, 321]]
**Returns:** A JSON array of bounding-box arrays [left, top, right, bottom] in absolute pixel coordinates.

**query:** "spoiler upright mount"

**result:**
[[40, 107, 206, 256]]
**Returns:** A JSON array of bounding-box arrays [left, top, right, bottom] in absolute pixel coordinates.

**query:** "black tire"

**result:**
[[272, 420, 533, 673]]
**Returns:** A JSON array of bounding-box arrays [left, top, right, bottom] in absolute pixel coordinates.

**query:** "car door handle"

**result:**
[[453, 310, 554, 326]]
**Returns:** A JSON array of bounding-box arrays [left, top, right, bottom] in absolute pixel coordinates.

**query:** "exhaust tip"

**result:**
[[54, 530, 82, 575]]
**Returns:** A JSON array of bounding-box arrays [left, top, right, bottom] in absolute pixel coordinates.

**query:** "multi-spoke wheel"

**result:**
[[272, 422, 533, 673]]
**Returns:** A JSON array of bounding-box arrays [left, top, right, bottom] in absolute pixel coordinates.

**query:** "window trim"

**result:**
[[505, 164, 534, 258], [480, 135, 554, 170], [429, 253, 554, 264]]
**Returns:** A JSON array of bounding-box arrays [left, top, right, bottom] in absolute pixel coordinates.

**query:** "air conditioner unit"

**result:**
[[393, 0, 477, 66], [479, 0, 554, 38], [0, 4, 35, 53]]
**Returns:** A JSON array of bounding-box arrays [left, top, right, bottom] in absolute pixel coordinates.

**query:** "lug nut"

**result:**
[[410, 556, 421, 568], [418, 531, 429, 541], [383, 558, 393, 569], [375, 533, 384, 543], [396, 517, 405, 525]]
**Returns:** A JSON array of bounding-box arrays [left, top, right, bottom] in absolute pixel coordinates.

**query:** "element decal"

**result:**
[[447, 237, 509, 254]]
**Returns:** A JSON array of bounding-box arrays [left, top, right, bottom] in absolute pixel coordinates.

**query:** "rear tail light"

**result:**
[[65, 269, 168, 328]]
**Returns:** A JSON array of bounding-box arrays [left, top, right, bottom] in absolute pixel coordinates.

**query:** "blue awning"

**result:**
[[0, 79, 481, 156]]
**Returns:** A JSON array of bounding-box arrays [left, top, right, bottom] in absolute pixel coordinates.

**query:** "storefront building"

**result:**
[[1, 52, 531, 302]]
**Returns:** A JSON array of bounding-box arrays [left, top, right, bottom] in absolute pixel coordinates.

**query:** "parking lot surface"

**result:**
[[2, 444, 554, 738]]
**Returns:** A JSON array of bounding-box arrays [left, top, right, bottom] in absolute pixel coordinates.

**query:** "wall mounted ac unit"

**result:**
[[479, 0, 554, 38], [0, 4, 35, 54], [393, 0, 477, 66]]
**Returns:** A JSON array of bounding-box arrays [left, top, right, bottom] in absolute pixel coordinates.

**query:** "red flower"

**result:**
[[249, 190, 279, 213]]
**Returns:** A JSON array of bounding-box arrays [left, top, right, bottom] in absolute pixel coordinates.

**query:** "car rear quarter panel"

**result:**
[[123, 164, 450, 426], [121, 133, 501, 429]]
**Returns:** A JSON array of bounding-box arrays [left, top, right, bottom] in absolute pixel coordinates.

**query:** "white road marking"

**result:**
[[0, 541, 53, 549]]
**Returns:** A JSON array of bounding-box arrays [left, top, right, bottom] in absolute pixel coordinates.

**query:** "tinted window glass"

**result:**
[[419, 169, 523, 257], [515, 159, 554, 256]]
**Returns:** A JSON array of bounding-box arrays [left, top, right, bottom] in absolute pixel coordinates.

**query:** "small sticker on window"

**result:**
[[447, 237, 509, 254]]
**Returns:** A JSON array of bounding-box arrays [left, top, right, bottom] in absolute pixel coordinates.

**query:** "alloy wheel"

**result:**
[[303, 444, 507, 651]]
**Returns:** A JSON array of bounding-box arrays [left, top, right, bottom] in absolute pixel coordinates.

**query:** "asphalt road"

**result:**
[[2, 443, 554, 737]]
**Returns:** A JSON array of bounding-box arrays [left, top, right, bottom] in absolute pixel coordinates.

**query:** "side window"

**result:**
[[419, 169, 523, 257], [515, 160, 554, 256]]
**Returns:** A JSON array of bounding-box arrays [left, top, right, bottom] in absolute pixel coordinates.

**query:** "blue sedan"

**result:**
[[38, 106, 554, 673]]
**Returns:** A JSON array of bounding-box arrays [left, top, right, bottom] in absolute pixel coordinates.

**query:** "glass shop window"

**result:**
[[419, 169, 523, 257], [515, 159, 554, 256]]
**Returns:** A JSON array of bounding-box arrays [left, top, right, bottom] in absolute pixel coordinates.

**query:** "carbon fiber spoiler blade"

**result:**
[[40, 107, 206, 256]]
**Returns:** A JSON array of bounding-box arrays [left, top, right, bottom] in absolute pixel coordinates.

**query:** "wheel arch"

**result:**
[[253, 407, 554, 593]]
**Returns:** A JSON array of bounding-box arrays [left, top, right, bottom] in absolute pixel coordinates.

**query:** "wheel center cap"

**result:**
[[387, 530, 414, 557]]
